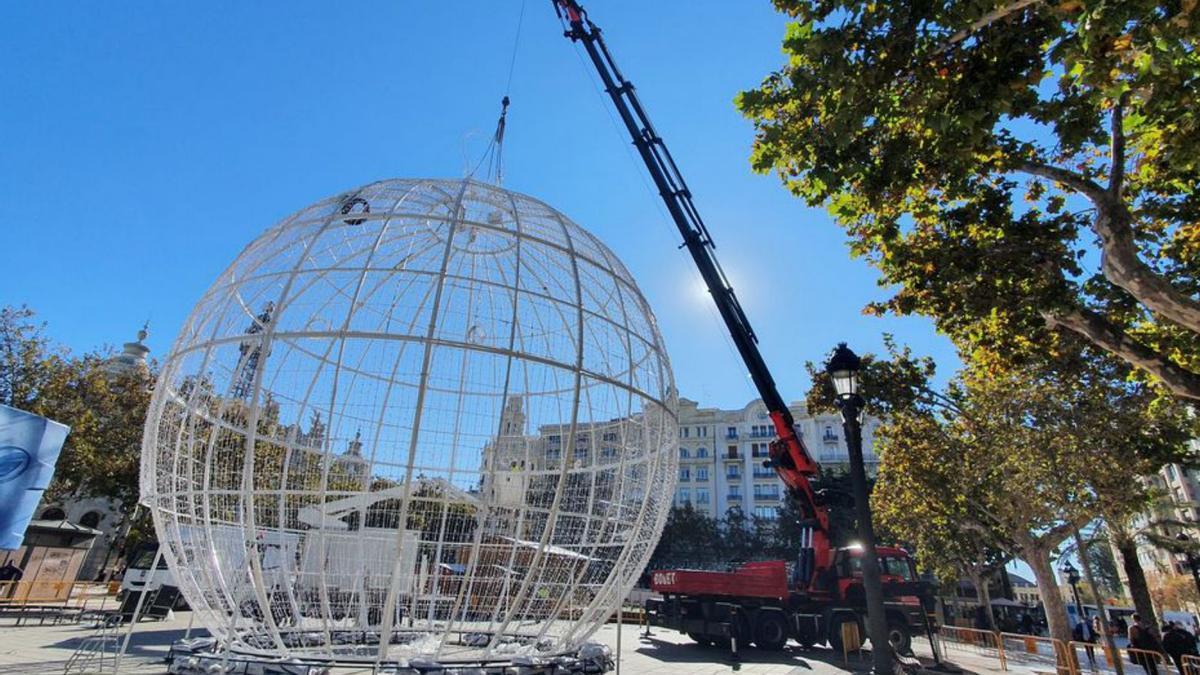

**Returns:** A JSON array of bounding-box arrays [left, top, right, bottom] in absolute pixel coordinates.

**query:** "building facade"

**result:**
[[673, 397, 882, 520], [1115, 457, 1200, 587]]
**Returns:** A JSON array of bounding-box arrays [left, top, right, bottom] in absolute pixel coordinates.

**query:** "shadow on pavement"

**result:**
[[49, 624, 211, 659], [635, 634, 822, 669]]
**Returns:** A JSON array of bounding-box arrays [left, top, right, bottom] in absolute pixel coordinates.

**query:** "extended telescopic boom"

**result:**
[[551, 0, 831, 562]]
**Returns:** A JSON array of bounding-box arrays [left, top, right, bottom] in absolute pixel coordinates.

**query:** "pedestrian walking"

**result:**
[[1021, 612, 1035, 635], [1129, 614, 1163, 675], [1074, 616, 1097, 668], [1163, 622, 1194, 675]]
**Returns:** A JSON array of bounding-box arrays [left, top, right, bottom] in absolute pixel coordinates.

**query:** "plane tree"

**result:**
[[738, 0, 1200, 400], [805, 336, 1194, 644]]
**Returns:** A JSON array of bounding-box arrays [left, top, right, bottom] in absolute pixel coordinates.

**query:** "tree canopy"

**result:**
[[1, 305, 153, 510], [738, 0, 1200, 400], [867, 348, 1192, 642]]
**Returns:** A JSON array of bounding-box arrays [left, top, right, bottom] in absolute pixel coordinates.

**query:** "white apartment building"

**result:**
[[1117, 456, 1200, 585], [673, 397, 882, 520]]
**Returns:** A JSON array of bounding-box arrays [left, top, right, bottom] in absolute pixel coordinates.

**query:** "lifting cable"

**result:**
[[468, 0, 527, 186]]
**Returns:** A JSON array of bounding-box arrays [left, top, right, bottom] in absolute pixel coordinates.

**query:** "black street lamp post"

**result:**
[[827, 343, 892, 675], [1060, 560, 1084, 626], [1176, 533, 1200, 599]]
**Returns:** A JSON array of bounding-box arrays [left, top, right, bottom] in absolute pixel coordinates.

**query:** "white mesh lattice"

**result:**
[[140, 178, 678, 664]]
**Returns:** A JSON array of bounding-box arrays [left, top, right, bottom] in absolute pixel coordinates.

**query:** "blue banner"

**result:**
[[0, 404, 69, 550]]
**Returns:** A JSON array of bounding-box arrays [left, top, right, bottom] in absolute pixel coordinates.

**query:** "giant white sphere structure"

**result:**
[[141, 178, 678, 665]]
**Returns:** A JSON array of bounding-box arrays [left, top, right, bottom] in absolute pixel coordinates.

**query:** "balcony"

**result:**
[[749, 431, 772, 439], [725, 430, 738, 440], [727, 493, 742, 502], [726, 449, 740, 460]]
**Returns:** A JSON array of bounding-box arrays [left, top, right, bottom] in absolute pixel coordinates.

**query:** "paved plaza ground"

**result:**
[[0, 611, 1015, 675]]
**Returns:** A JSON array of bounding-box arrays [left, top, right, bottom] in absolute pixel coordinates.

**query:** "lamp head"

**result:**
[[826, 343, 861, 400]]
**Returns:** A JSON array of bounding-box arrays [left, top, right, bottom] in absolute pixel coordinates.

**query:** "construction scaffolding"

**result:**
[[140, 178, 678, 667]]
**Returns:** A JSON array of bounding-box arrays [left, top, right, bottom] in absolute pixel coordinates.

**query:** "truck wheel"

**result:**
[[753, 612, 789, 651], [887, 621, 912, 655], [687, 632, 714, 646]]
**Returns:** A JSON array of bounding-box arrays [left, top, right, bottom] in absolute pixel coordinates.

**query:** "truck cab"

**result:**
[[832, 545, 921, 600]]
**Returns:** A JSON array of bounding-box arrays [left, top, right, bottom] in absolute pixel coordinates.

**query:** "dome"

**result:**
[[140, 178, 678, 665], [104, 324, 150, 377]]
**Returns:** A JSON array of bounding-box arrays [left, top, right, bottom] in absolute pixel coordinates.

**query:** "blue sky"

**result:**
[[1, 0, 958, 409]]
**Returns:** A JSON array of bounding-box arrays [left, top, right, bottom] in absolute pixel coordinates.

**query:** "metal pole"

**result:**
[[839, 394, 893, 675], [114, 546, 163, 674], [616, 589, 622, 675]]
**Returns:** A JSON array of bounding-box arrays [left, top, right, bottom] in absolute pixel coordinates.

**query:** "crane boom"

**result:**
[[552, 0, 832, 568]]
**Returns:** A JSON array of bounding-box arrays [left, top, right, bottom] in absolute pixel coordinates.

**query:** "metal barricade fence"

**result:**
[[999, 631, 1074, 675], [940, 628, 1185, 675], [1063, 640, 1177, 675], [939, 625, 1006, 665], [1067, 639, 1117, 674], [1125, 647, 1171, 675]]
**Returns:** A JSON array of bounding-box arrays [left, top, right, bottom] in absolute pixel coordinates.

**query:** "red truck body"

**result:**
[[650, 561, 790, 600]]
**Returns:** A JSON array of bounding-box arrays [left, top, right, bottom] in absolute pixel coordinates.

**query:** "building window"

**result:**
[[548, 434, 561, 445], [696, 488, 710, 504], [546, 448, 561, 460], [726, 465, 741, 479], [754, 484, 780, 500], [751, 443, 768, 458], [679, 447, 690, 459], [695, 447, 708, 458], [79, 511, 103, 529], [728, 487, 742, 501], [823, 425, 837, 442], [727, 445, 739, 459], [696, 467, 709, 482], [698, 426, 708, 437], [40, 507, 66, 521], [600, 447, 617, 459], [726, 426, 738, 439], [752, 466, 774, 478], [754, 506, 778, 520], [677, 488, 690, 505], [603, 431, 618, 442], [679, 467, 691, 482], [680, 427, 690, 438]]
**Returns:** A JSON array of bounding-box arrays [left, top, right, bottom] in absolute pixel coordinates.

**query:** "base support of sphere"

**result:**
[[167, 637, 615, 674]]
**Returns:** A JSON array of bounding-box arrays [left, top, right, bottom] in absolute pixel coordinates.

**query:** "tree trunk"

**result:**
[[1026, 546, 1072, 644], [1114, 534, 1159, 629], [1076, 529, 1124, 675], [971, 568, 997, 631]]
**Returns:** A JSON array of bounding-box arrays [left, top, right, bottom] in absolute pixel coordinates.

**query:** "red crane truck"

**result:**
[[551, 0, 936, 654]]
